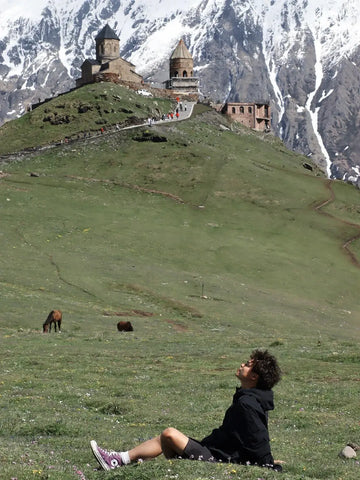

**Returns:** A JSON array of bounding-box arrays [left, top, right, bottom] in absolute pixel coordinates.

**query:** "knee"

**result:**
[[161, 427, 177, 443], [160, 428, 179, 458]]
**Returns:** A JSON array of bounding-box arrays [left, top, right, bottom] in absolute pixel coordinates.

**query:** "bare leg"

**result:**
[[160, 428, 189, 459], [128, 428, 189, 462], [128, 436, 162, 461]]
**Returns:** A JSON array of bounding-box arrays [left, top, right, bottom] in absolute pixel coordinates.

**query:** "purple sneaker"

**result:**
[[90, 440, 123, 470]]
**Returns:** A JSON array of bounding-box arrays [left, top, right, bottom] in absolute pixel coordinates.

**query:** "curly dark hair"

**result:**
[[250, 349, 281, 390]]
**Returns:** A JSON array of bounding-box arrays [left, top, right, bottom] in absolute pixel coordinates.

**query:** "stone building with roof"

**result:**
[[165, 39, 199, 97], [76, 25, 143, 87], [220, 102, 271, 132]]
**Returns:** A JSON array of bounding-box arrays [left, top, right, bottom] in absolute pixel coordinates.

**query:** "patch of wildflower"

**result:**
[[73, 465, 88, 480]]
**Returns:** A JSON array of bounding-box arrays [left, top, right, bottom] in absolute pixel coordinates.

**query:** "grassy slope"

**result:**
[[1, 87, 360, 480], [0, 83, 173, 154]]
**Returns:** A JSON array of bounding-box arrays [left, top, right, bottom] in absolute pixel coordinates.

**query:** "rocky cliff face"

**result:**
[[1, 0, 360, 183]]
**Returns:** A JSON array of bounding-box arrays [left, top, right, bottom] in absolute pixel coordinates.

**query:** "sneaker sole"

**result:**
[[90, 440, 111, 471]]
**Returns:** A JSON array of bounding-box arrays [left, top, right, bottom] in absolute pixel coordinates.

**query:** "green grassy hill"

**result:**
[[1, 84, 360, 480]]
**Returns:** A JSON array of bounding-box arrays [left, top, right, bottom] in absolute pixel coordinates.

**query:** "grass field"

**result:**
[[1, 87, 360, 480]]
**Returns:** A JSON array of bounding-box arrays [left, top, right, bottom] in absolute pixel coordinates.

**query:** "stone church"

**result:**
[[76, 26, 199, 99], [76, 24, 144, 87]]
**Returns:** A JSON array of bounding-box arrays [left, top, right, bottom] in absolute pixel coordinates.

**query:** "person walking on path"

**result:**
[[90, 349, 282, 472]]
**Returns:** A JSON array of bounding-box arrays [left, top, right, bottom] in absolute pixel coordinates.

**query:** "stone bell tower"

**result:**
[[170, 39, 194, 78], [95, 24, 120, 63], [166, 39, 199, 96]]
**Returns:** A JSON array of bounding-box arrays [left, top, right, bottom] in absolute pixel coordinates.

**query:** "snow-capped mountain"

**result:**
[[1, 0, 360, 182]]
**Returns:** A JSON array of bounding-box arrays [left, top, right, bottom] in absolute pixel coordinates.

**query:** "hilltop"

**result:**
[[0, 83, 174, 156], [1, 85, 360, 480]]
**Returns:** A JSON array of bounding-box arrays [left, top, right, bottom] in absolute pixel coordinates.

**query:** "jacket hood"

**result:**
[[235, 387, 274, 412]]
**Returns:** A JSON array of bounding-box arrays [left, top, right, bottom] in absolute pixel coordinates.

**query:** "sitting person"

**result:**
[[90, 349, 282, 471]]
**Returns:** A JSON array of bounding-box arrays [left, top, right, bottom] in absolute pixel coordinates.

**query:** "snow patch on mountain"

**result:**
[[0, 0, 49, 24]]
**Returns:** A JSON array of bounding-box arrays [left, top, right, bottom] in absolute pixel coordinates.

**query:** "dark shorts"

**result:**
[[180, 438, 216, 462], [180, 439, 283, 471]]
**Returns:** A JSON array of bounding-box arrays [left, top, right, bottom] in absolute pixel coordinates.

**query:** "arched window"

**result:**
[[174, 71, 179, 77], [248, 106, 252, 113], [232, 107, 236, 114], [183, 71, 188, 77], [240, 106, 244, 114]]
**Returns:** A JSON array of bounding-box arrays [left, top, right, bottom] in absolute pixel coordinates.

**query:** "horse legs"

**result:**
[[58, 321, 61, 332]]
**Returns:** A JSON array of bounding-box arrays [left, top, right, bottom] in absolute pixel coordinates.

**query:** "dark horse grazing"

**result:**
[[43, 310, 62, 333], [117, 320, 133, 332]]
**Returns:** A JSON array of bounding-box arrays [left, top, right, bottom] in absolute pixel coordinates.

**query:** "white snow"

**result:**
[[259, 0, 360, 177], [318, 89, 334, 103], [2, 0, 360, 86], [129, 18, 190, 74], [194, 64, 210, 72], [58, 33, 73, 78], [306, 44, 332, 178], [347, 175, 358, 182], [0, 1, 50, 26], [1, 0, 360, 71]]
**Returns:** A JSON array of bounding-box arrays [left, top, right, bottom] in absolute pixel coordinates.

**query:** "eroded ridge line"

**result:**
[[314, 179, 360, 267]]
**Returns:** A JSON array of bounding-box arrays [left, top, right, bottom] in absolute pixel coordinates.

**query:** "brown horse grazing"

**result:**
[[43, 310, 62, 333], [117, 320, 133, 332]]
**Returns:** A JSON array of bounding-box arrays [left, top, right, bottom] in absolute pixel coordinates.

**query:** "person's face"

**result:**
[[235, 359, 258, 387]]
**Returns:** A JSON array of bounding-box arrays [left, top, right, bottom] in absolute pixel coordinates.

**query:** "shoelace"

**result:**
[[100, 447, 120, 457]]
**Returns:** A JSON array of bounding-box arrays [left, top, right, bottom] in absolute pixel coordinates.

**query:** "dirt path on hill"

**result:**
[[314, 179, 360, 267]]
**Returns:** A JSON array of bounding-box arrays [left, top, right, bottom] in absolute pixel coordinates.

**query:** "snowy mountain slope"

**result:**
[[1, 0, 360, 182], [261, 0, 360, 178]]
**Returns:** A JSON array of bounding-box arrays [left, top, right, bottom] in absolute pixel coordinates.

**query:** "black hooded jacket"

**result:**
[[200, 387, 275, 465]]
